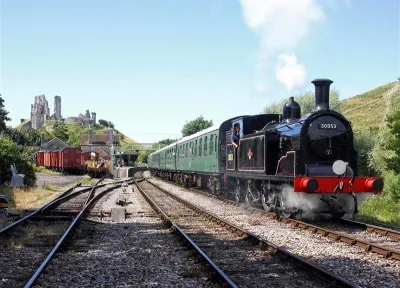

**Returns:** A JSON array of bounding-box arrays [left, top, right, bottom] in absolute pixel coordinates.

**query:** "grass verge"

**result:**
[[33, 165, 62, 175], [356, 196, 400, 226], [0, 185, 59, 211], [0, 221, 69, 248]]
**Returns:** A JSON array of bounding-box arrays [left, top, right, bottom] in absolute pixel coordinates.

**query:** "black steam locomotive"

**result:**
[[149, 78, 384, 219], [225, 78, 383, 218]]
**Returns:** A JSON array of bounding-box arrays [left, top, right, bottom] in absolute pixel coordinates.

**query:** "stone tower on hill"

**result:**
[[54, 96, 61, 120], [30, 95, 50, 129], [26, 94, 97, 130]]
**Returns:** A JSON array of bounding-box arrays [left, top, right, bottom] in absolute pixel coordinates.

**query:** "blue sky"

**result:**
[[1, 0, 399, 143]]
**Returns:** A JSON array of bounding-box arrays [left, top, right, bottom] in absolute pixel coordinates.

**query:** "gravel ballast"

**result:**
[[147, 174, 400, 288], [33, 183, 218, 288], [138, 181, 332, 288]]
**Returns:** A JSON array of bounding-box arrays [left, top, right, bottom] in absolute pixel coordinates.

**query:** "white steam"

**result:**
[[239, 0, 326, 92], [275, 54, 307, 92]]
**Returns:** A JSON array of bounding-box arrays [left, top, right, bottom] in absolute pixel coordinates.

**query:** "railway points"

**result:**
[[0, 178, 133, 288]]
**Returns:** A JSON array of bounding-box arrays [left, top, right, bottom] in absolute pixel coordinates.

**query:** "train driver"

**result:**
[[231, 127, 240, 148]]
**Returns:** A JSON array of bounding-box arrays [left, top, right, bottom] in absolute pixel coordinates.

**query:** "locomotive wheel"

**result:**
[[244, 188, 251, 205], [261, 189, 273, 212], [234, 184, 242, 203], [244, 181, 257, 205], [275, 196, 293, 218]]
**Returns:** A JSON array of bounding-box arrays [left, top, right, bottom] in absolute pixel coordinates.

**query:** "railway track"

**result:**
[[136, 179, 357, 288], [0, 178, 134, 288], [151, 176, 400, 261]]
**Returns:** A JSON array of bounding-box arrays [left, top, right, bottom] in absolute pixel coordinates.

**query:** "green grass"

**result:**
[[356, 196, 400, 226], [0, 184, 60, 211], [33, 165, 62, 175], [340, 82, 398, 133]]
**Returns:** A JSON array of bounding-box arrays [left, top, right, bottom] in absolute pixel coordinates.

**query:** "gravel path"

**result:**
[[147, 174, 400, 288], [35, 172, 87, 188], [33, 183, 218, 288], [138, 181, 330, 288]]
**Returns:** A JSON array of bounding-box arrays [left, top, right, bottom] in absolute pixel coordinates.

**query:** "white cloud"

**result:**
[[275, 53, 306, 92], [239, 0, 326, 93]]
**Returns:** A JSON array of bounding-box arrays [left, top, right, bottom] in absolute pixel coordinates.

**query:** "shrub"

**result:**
[[0, 135, 36, 186]]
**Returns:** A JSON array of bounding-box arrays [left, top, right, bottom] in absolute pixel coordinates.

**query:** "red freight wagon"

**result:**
[[36, 151, 44, 166], [59, 147, 82, 171], [43, 152, 51, 168], [81, 151, 99, 163], [50, 151, 59, 168]]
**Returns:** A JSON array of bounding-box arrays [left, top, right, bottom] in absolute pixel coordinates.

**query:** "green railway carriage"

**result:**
[[176, 125, 219, 174], [148, 115, 273, 193]]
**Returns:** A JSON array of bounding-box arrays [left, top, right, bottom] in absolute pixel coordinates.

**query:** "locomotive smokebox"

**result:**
[[311, 78, 333, 111]]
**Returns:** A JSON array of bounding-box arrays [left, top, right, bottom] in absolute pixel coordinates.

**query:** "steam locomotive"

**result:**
[[148, 78, 384, 219]]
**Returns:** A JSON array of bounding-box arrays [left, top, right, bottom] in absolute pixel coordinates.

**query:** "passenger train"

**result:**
[[148, 78, 384, 219]]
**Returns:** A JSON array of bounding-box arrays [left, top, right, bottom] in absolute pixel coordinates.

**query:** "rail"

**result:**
[[24, 178, 134, 288], [339, 218, 400, 239], [0, 183, 81, 235], [141, 179, 358, 288], [151, 176, 400, 261], [135, 179, 238, 288]]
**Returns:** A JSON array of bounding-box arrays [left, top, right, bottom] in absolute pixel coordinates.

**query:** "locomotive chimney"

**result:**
[[311, 78, 333, 111]]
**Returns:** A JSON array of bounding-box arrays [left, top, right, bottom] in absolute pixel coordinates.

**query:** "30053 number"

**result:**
[[318, 123, 337, 129]]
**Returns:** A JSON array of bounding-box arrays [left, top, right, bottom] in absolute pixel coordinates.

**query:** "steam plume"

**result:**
[[239, 0, 325, 92]]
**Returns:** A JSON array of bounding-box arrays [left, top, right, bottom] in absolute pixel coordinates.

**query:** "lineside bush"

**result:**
[[0, 135, 36, 187]]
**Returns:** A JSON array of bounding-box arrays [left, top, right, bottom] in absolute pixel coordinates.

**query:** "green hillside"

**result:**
[[340, 82, 399, 133], [17, 121, 137, 149]]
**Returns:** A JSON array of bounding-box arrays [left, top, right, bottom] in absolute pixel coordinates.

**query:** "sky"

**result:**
[[1, 0, 399, 143]]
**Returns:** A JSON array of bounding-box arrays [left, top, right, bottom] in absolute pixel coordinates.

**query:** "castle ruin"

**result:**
[[24, 95, 97, 130]]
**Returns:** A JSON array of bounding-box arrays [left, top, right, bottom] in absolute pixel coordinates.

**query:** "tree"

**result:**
[[5, 128, 41, 146], [370, 84, 400, 201], [263, 88, 341, 115], [0, 135, 36, 186], [0, 95, 11, 133], [181, 116, 213, 137], [353, 130, 377, 176], [107, 121, 115, 128], [98, 119, 109, 127], [138, 150, 152, 163], [158, 138, 175, 145], [53, 120, 69, 142]]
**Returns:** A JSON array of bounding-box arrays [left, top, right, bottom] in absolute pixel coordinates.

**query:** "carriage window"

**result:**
[[199, 138, 203, 157], [210, 135, 214, 154], [185, 143, 188, 157], [194, 140, 198, 156], [189, 142, 192, 155], [215, 135, 218, 152], [204, 136, 208, 156]]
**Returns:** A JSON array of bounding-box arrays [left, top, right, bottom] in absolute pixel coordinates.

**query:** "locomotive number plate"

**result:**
[[318, 124, 337, 129], [0, 203, 8, 208]]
